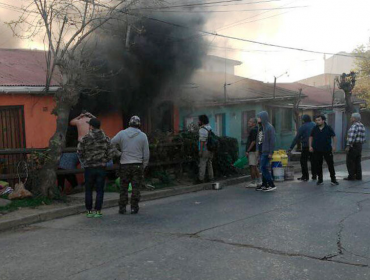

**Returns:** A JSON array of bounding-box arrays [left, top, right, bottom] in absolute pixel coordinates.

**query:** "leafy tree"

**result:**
[[353, 44, 370, 108], [7, 0, 162, 197]]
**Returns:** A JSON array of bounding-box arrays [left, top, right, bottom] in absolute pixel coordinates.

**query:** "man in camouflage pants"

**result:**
[[111, 116, 150, 214]]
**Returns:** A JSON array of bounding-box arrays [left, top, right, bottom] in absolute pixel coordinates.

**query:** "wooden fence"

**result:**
[[0, 143, 195, 181]]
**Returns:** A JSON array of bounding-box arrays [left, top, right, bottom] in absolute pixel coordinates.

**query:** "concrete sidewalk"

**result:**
[[1, 150, 369, 232]]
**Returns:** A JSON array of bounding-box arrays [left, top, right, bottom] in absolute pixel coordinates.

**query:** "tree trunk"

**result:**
[[345, 92, 355, 131], [38, 97, 73, 197]]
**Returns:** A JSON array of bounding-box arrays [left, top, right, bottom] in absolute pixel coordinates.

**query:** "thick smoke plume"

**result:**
[[77, 9, 209, 127]]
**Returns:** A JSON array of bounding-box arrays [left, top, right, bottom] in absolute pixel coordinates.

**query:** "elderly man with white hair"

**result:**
[[344, 112, 366, 181]]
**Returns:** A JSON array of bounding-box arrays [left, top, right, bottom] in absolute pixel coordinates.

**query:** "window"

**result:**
[[184, 117, 198, 131], [215, 114, 225, 136], [266, 107, 278, 130], [241, 110, 256, 140], [282, 108, 293, 132]]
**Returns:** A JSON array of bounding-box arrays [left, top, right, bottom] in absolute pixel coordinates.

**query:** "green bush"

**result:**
[[172, 130, 239, 178]]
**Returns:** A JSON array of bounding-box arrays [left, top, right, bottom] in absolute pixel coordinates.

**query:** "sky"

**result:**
[[0, 0, 369, 83]]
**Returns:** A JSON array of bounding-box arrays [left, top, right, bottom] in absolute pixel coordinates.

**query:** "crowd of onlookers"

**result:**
[[59, 110, 366, 218], [199, 111, 366, 192]]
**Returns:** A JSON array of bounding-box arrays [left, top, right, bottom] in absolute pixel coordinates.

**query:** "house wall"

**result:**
[[179, 103, 296, 156], [0, 94, 57, 148], [98, 112, 124, 138], [0, 94, 125, 148]]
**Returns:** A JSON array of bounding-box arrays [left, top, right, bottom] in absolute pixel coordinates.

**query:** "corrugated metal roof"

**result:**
[[276, 82, 364, 107], [179, 71, 300, 106], [0, 48, 60, 87]]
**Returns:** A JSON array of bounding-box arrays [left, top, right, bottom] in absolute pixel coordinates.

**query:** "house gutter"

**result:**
[[0, 86, 60, 95], [189, 95, 298, 108]]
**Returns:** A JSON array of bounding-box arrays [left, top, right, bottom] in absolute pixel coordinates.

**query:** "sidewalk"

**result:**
[[1, 150, 369, 232]]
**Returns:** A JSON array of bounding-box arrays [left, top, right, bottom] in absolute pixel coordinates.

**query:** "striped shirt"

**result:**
[[347, 122, 366, 146]]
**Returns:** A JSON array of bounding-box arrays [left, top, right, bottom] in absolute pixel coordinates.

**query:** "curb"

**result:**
[[0, 175, 250, 232], [1, 155, 369, 232]]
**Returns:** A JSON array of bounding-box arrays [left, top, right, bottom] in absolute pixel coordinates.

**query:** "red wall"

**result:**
[[98, 112, 124, 138], [0, 94, 57, 148], [0, 94, 124, 148]]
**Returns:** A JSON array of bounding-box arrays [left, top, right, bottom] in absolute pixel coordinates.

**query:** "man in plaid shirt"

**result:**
[[345, 113, 366, 181]]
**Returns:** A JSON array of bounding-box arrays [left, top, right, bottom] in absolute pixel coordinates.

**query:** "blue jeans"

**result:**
[[260, 154, 273, 185], [84, 167, 106, 211]]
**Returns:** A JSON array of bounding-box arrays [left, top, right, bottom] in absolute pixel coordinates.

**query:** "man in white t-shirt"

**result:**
[[198, 114, 214, 183]]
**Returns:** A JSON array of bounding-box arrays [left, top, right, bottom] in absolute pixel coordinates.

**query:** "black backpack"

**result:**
[[203, 127, 219, 152]]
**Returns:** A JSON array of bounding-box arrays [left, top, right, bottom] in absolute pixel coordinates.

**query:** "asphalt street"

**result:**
[[1, 161, 370, 280]]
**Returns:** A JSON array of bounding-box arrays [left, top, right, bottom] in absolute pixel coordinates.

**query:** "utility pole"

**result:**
[[273, 71, 288, 99], [125, 25, 131, 49], [224, 82, 227, 103], [331, 78, 336, 109]]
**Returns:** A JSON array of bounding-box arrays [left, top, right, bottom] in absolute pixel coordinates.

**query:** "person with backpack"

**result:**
[[198, 115, 215, 183]]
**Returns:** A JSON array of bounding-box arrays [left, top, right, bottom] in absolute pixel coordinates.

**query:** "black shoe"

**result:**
[[343, 177, 355, 181], [119, 207, 127, 214], [312, 176, 317, 181], [194, 179, 204, 185], [331, 180, 339, 186], [356, 178, 362, 181], [255, 185, 263, 191], [316, 180, 324, 185], [131, 206, 139, 214], [262, 185, 277, 192], [297, 177, 309, 181]]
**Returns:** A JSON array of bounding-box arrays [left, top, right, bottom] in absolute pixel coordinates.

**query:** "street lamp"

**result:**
[[273, 71, 289, 99]]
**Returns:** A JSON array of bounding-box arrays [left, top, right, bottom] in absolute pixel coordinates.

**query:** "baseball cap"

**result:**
[[129, 116, 141, 126], [87, 118, 101, 129]]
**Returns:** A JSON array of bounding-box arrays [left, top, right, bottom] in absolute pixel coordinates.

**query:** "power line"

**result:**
[[121, 10, 363, 58], [135, 0, 282, 10], [146, 6, 308, 13], [217, 0, 300, 30]]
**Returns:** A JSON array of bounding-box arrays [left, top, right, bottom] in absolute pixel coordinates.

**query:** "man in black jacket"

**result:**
[[309, 115, 339, 186], [288, 115, 316, 181]]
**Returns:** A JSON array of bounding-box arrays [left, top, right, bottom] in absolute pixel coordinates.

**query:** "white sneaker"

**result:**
[[246, 182, 257, 188]]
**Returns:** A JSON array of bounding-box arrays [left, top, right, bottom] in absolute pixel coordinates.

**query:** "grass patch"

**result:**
[[105, 183, 120, 193], [0, 194, 52, 213]]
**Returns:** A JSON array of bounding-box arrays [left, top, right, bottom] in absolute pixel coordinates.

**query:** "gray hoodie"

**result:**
[[257, 111, 275, 155], [111, 127, 150, 167]]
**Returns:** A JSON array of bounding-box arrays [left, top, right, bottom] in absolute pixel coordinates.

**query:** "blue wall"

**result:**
[[179, 103, 296, 156]]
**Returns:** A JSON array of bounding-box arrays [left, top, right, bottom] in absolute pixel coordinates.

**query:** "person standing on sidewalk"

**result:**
[[77, 118, 112, 218], [309, 115, 339, 186], [288, 115, 317, 181], [344, 113, 366, 181], [111, 116, 149, 215], [246, 118, 261, 188], [256, 111, 276, 192], [198, 115, 214, 184]]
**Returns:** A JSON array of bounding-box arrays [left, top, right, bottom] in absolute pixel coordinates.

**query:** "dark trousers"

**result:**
[[57, 170, 78, 190], [301, 147, 317, 179], [84, 167, 106, 211], [261, 154, 274, 186], [314, 151, 336, 181], [119, 164, 143, 209], [346, 143, 362, 180]]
